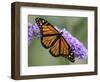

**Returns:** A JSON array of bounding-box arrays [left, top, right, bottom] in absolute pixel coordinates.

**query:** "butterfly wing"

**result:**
[[35, 18, 59, 48], [49, 36, 70, 57], [50, 36, 75, 62], [66, 52, 75, 62], [60, 36, 70, 56], [49, 39, 60, 57], [60, 36, 75, 62], [41, 35, 57, 48], [35, 18, 75, 62]]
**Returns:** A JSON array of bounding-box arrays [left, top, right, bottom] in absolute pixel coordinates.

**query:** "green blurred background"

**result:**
[[28, 15, 88, 66]]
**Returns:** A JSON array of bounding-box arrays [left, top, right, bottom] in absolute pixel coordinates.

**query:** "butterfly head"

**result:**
[[60, 32, 63, 35], [57, 32, 63, 39]]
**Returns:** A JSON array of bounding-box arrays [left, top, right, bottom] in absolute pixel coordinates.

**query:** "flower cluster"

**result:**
[[28, 23, 40, 45], [28, 23, 88, 59], [62, 29, 87, 59]]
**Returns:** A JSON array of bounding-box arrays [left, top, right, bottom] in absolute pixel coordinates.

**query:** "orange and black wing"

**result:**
[[35, 18, 59, 48], [60, 36, 71, 56], [49, 39, 60, 57], [50, 36, 75, 62], [60, 36, 75, 62], [35, 18, 75, 62], [49, 36, 71, 57]]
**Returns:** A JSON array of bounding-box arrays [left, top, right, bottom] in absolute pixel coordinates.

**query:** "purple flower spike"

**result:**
[[28, 23, 87, 59], [32, 23, 41, 37], [28, 23, 40, 45], [62, 29, 88, 59], [28, 23, 33, 45]]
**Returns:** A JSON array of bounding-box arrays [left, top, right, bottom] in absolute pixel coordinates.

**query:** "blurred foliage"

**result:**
[[28, 15, 87, 66]]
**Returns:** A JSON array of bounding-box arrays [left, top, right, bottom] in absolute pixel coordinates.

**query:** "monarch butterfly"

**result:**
[[35, 18, 75, 62]]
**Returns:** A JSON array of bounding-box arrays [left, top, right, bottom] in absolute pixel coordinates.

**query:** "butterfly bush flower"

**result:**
[[28, 23, 40, 45], [28, 23, 88, 59], [61, 29, 88, 59]]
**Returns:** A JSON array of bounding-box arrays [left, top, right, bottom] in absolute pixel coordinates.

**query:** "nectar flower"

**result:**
[[28, 23, 40, 45], [62, 29, 87, 59], [28, 23, 88, 59]]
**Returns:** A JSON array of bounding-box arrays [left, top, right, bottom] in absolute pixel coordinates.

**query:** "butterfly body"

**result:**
[[35, 18, 75, 62]]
